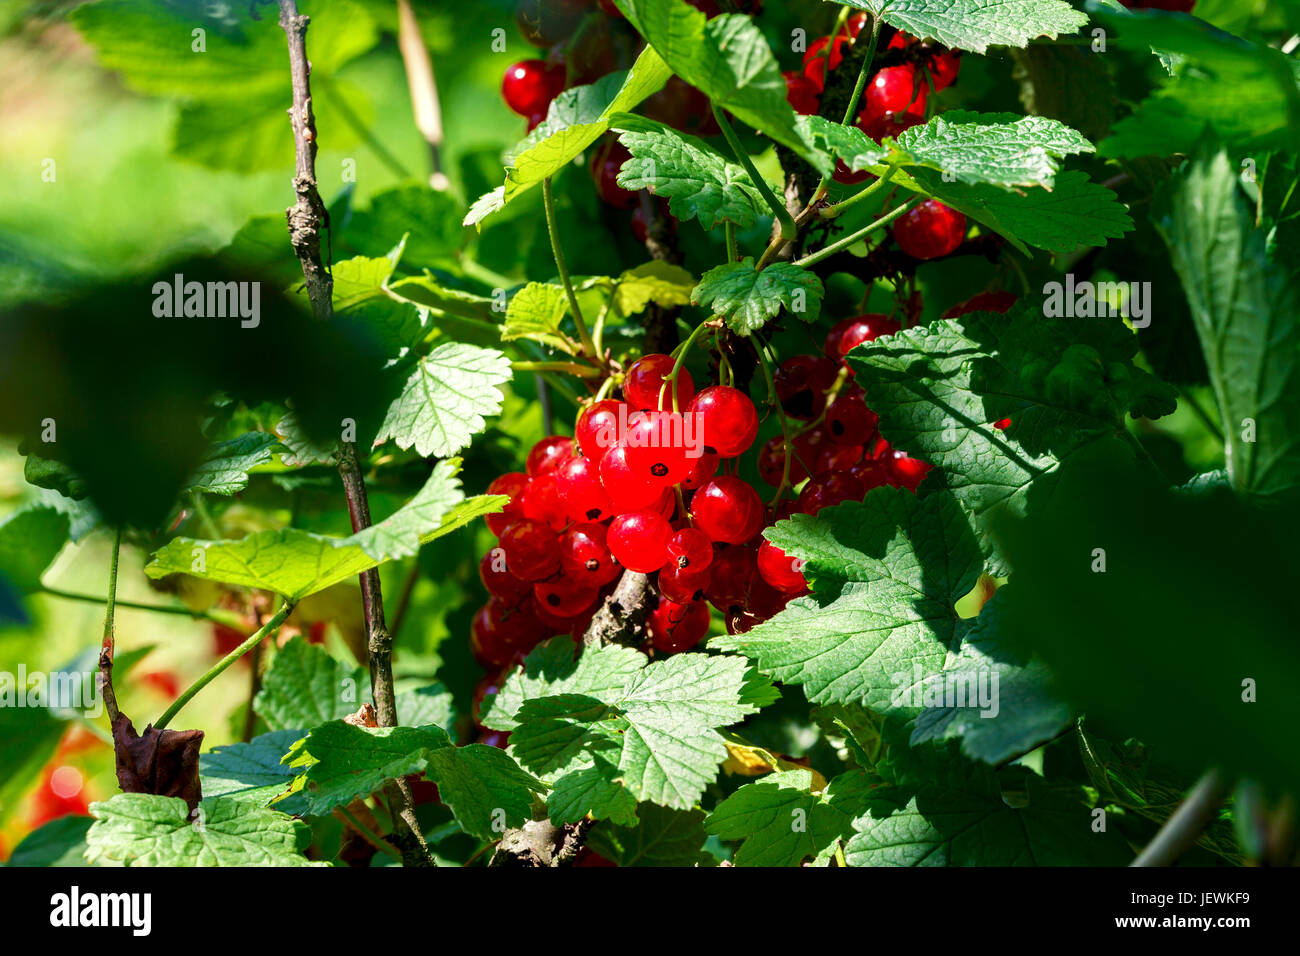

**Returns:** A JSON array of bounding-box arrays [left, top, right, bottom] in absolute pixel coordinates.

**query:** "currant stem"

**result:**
[[725, 221, 738, 263], [542, 176, 598, 359], [44, 587, 251, 631], [712, 103, 796, 241], [97, 526, 123, 726], [751, 337, 794, 506], [809, 14, 883, 202], [662, 318, 714, 413], [820, 163, 899, 219], [511, 360, 602, 378], [794, 196, 920, 268], [155, 599, 295, 730]]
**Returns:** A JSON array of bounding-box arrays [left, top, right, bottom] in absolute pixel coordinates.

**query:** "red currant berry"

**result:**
[[527, 435, 575, 476], [521, 471, 567, 531], [630, 197, 676, 244], [802, 34, 850, 91], [478, 729, 511, 749], [825, 392, 878, 446], [666, 527, 713, 572], [472, 672, 506, 728], [704, 544, 756, 612], [685, 0, 721, 16], [560, 522, 622, 586], [813, 440, 864, 476], [774, 354, 838, 420], [649, 598, 711, 654], [688, 385, 759, 457], [486, 471, 530, 536], [658, 562, 711, 604], [498, 519, 561, 581], [590, 139, 638, 209], [927, 49, 961, 91], [624, 353, 695, 411], [642, 76, 720, 136], [598, 444, 664, 512], [857, 109, 925, 144], [862, 65, 927, 121], [533, 573, 599, 618], [784, 70, 821, 115], [681, 450, 720, 490], [843, 12, 868, 37], [556, 454, 616, 523], [621, 411, 695, 486], [479, 550, 531, 604], [758, 434, 810, 488], [892, 199, 967, 260], [576, 399, 625, 462], [756, 540, 807, 594], [797, 471, 866, 515], [885, 449, 932, 491], [849, 457, 897, 491], [607, 510, 673, 572], [502, 59, 565, 118], [993, 417, 1011, 431], [825, 314, 901, 362], [692, 476, 763, 544], [942, 290, 1018, 319], [471, 598, 546, 668], [833, 160, 873, 185]]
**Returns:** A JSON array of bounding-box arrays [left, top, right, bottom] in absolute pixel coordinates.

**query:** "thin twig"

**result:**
[[396, 0, 448, 189], [97, 527, 123, 727], [1131, 769, 1229, 867]]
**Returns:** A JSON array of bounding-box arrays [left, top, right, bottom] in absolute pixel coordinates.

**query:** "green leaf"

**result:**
[[611, 261, 697, 314], [837, 0, 1090, 55], [253, 637, 367, 732], [587, 803, 709, 866], [200, 729, 307, 813], [711, 490, 982, 710], [707, 768, 874, 866], [86, 794, 319, 866], [0, 505, 69, 592], [692, 258, 824, 334], [546, 755, 639, 827], [500, 47, 672, 207], [287, 720, 542, 839], [345, 183, 464, 267], [181, 432, 280, 496], [396, 682, 456, 732], [146, 459, 505, 600], [847, 306, 1175, 565], [503, 282, 571, 350], [273, 410, 339, 467], [796, 115, 886, 176], [894, 168, 1132, 254], [374, 343, 512, 458], [6, 815, 92, 867], [888, 111, 1094, 190], [845, 768, 1129, 865], [1088, 1, 1300, 158], [612, 116, 766, 228], [910, 591, 1073, 764], [0, 703, 66, 825], [615, 1, 807, 155], [1009, 44, 1116, 143], [1154, 149, 1300, 497]]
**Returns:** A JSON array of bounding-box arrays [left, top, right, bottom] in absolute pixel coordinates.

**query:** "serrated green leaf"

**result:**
[[837, 0, 1089, 55], [200, 729, 307, 813], [6, 815, 93, 867], [503, 282, 571, 350], [796, 115, 887, 175], [0, 505, 69, 593], [273, 410, 339, 467], [612, 261, 697, 314], [587, 802, 709, 866], [345, 183, 464, 267], [146, 460, 504, 600], [181, 432, 279, 496], [374, 343, 512, 458], [86, 794, 318, 866], [253, 637, 366, 732], [711, 490, 982, 710], [1154, 149, 1300, 497], [396, 682, 456, 733], [612, 117, 766, 229], [692, 258, 824, 334], [547, 755, 640, 827], [424, 743, 545, 840]]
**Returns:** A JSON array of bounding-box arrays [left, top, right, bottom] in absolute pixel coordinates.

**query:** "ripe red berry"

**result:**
[[560, 522, 622, 586], [472, 672, 506, 728], [649, 598, 711, 654], [758, 434, 810, 488], [598, 444, 664, 512], [849, 457, 897, 491], [833, 160, 873, 185], [520, 471, 567, 531], [486, 471, 530, 536], [688, 385, 759, 457], [756, 540, 807, 594], [802, 34, 850, 91], [471, 599, 546, 668], [797, 471, 866, 515], [774, 354, 838, 419], [885, 449, 932, 491], [533, 573, 599, 618], [607, 510, 673, 572], [526, 435, 574, 476], [942, 290, 1018, 319], [825, 392, 878, 446], [658, 562, 711, 603], [478, 729, 511, 749], [704, 543, 757, 612], [576, 399, 625, 461], [642, 76, 720, 136], [502, 59, 565, 118], [862, 65, 928, 123], [692, 476, 763, 544], [498, 519, 561, 582], [857, 108, 924, 144], [680, 450, 720, 490], [590, 139, 639, 209], [666, 527, 713, 572], [843, 12, 868, 37], [784, 70, 821, 115], [892, 199, 967, 260], [825, 314, 901, 362], [813, 440, 864, 476], [927, 49, 961, 91], [624, 353, 695, 411], [530, 591, 599, 636], [621, 411, 695, 486], [993, 417, 1011, 431], [479, 550, 531, 604], [556, 454, 616, 523]]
